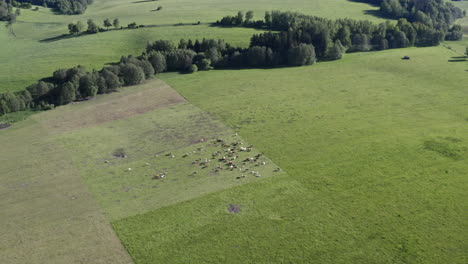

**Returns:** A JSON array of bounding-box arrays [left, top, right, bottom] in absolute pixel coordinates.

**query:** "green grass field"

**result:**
[[0, 114, 133, 263], [1, 0, 467, 263], [0, 0, 384, 93], [0, 79, 287, 262], [120, 45, 466, 263], [53, 81, 286, 221]]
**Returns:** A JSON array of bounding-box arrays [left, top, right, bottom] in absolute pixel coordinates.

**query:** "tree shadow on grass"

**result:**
[[39, 34, 81, 43], [363, 9, 389, 19], [448, 56, 467, 62], [132, 0, 157, 3], [347, 0, 391, 20], [348, 0, 380, 7]]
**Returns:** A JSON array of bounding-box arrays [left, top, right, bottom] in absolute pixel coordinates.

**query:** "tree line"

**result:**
[[217, 9, 464, 60], [67, 18, 149, 35], [363, 0, 464, 25], [68, 18, 121, 34]]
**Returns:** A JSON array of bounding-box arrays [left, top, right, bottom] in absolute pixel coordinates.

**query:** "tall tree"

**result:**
[[149, 52, 167, 73], [87, 19, 99, 33], [245, 11, 254, 24], [328, 40, 346, 60], [113, 18, 120, 29], [288, 43, 316, 66], [103, 18, 112, 30], [120, 64, 145, 85], [235, 11, 244, 25]]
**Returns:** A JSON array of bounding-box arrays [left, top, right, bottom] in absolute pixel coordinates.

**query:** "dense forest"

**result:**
[[15, 0, 93, 14], [0, 6, 465, 116], [361, 0, 464, 25], [0, 0, 18, 22], [218, 9, 464, 55]]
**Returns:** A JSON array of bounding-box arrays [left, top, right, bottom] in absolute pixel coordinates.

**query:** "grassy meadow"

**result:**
[[130, 45, 466, 263], [0, 79, 286, 262], [1, 0, 467, 263], [53, 81, 286, 221], [0, 0, 384, 93], [0, 113, 133, 263]]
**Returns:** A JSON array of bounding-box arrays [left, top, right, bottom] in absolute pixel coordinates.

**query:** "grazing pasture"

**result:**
[[1, 0, 467, 263], [114, 45, 467, 263], [54, 80, 285, 220], [0, 117, 132, 263], [0, 80, 286, 262]]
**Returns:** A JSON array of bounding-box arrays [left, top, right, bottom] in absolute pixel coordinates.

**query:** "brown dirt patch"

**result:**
[[37, 79, 185, 134]]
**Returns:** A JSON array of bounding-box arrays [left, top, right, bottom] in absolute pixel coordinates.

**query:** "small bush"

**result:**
[[113, 148, 127, 158], [188, 64, 198, 73]]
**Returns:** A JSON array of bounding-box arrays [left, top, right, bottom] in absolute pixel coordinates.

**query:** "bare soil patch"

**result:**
[[38, 80, 185, 134]]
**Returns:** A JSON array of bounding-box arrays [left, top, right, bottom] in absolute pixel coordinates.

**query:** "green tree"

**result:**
[[149, 52, 167, 73], [245, 11, 254, 24], [197, 59, 212, 71], [79, 74, 98, 97], [264, 11, 272, 28], [76, 21, 84, 32], [113, 18, 120, 29], [337, 26, 352, 47], [188, 64, 198, 73], [103, 18, 112, 30], [58, 82, 76, 105], [138, 59, 155, 78], [19, 90, 32, 108], [147, 40, 174, 53], [87, 19, 99, 33], [166, 49, 196, 71], [68, 23, 77, 34], [288, 43, 316, 66], [68, 22, 83, 34], [3, 93, 21, 112], [0, 99, 9, 115], [235, 11, 244, 25], [26, 81, 53, 99], [101, 69, 121, 91], [328, 40, 346, 60], [246, 46, 267, 67], [120, 64, 145, 85]]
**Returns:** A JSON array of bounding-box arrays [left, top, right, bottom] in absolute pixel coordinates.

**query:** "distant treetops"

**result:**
[[217, 8, 464, 53], [1, 0, 94, 23], [67, 18, 149, 35], [68, 18, 121, 34], [0, 0, 19, 22], [16, 0, 93, 14], [363, 0, 464, 25]]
